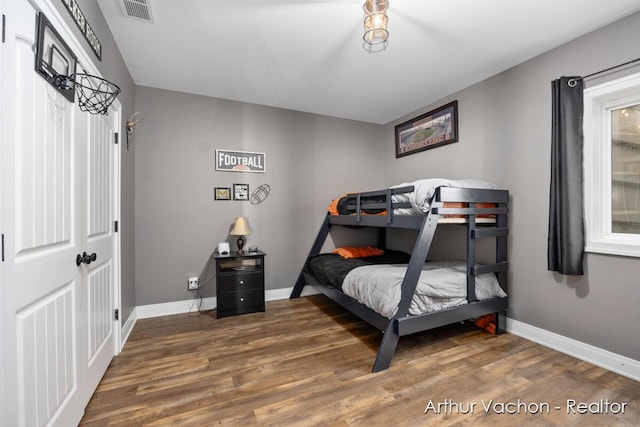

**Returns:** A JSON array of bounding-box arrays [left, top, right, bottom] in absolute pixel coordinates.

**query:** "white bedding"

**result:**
[[341, 261, 507, 319], [390, 178, 500, 215]]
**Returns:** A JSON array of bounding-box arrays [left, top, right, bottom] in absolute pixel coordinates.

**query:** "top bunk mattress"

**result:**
[[328, 178, 504, 223], [390, 178, 501, 215]]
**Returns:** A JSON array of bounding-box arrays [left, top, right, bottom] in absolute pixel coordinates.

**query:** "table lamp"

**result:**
[[230, 217, 252, 253]]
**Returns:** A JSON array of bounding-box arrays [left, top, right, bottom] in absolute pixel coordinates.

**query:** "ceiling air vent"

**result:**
[[120, 0, 154, 23]]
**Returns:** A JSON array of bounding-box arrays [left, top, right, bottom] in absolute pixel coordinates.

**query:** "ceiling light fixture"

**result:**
[[363, 0, 389, 45]]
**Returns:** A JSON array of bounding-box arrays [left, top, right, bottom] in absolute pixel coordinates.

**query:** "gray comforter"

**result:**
[[342, 260, 507, 318]]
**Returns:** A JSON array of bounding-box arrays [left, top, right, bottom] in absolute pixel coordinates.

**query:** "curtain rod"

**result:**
[[568, 57, 640, 87]]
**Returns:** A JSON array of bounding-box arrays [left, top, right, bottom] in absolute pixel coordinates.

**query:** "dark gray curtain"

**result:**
[[548, 76, 585, 275]]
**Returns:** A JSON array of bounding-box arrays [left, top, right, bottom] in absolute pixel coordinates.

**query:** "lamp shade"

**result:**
[[230, 217, 252, 236]]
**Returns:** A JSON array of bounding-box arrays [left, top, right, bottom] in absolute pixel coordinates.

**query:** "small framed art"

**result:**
[[233, 183, 249, 201], [215, 187, 231, 200], [394, 100, 459, 158]]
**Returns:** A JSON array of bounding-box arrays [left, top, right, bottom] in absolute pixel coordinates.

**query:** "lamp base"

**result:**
[[236, 236, 245, 253]]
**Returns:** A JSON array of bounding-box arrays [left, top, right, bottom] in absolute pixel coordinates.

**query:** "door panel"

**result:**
[[5, 2, 81, 425], [88, 113, 112, 238], [14, 21, 72, 257], [84, 112, 116, 388], [88, 261, 112, 361], [16, 285, 75, 427], [1, 1, 119, 425]]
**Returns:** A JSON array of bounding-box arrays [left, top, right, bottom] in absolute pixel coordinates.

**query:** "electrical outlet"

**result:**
[[188, 277, 199, 290]]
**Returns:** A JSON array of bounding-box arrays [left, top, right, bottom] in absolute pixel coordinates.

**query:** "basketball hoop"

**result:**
[[53, 72, 120, 115], [35, 13, 121, 116], [70, 73, 121, 115]]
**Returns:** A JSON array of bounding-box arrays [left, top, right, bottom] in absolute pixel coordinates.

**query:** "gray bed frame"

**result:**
[[290, 185, 510, 372]]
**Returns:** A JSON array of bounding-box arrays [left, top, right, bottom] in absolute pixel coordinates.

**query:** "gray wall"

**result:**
[[385, 12, 640, 361], [52, 0, 137, 323], [134, 87, 384, 304]]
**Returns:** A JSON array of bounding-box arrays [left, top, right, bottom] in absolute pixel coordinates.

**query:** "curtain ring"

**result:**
[[568, 78, 578, 87]]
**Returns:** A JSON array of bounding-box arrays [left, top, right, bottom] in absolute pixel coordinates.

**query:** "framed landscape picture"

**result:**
[[395, 100, 459, 158]]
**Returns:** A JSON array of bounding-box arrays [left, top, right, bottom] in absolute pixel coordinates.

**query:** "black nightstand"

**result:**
[[214, 250, 265, 319]]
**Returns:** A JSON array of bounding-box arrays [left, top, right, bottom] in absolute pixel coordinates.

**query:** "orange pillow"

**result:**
[[328, 194, 347, 216], [475, 313, 496, 334], [332, 246, 384, 259]]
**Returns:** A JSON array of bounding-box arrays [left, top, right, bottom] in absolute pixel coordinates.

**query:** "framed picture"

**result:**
[[394, 100, 459, 158], [233, 183, 249, 201], [214, 187, 231, 200]]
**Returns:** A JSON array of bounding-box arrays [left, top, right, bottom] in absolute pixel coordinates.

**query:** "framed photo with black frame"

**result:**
[[214, 187, 231, 200], [233, 184, 249, 201], [394, 100, 459, 158]]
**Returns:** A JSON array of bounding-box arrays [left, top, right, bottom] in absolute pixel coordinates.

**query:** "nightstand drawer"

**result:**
[[217, 272, 262, 293], [217, 289, 265, 317]]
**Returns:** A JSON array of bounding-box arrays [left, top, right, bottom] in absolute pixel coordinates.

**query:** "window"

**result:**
[[584, 72, 640, 257]]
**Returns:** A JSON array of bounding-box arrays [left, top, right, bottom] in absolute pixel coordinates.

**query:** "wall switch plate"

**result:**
[[188, 277, 199, 290]]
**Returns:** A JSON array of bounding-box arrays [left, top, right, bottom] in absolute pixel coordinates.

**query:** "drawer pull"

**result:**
[[240, 297, 244, 302], [239, 280, 244, 285]]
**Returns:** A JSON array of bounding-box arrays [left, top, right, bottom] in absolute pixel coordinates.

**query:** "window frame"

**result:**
[[583, 71, 640, 257]]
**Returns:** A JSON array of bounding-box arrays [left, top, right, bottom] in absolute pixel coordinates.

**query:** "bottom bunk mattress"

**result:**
[[306, 253, 507, 319]]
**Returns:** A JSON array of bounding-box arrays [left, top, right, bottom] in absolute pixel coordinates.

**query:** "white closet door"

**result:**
[[0, 0, 118, 425], [82, 112, 118, 396]]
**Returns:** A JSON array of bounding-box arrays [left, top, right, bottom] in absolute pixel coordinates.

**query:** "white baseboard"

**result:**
[[136, 296, 217, 319], [119, 308, 137, 351], [127, 288, 638, 382], [507, 318, 640, 382], [266, 286, 319, 301], [134, 286, 319, 319], [266, 288, 293, 301]]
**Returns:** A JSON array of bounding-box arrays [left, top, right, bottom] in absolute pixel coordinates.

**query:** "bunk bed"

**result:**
[[290, 179, 509, 372]]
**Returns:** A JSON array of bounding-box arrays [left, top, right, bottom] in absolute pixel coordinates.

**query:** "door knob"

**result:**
[[76, 252, 97, 266]]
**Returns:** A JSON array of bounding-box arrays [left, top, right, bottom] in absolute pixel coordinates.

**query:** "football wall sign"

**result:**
[[216, 149, 266, 173]]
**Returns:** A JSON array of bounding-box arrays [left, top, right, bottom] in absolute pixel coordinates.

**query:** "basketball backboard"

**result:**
[[34, 12, 77, 102]]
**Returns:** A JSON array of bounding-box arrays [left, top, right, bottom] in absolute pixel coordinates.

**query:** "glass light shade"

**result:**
[[363, 14, 388, 44], [363, 0, 389, 45], [363, 0, 388, 14]]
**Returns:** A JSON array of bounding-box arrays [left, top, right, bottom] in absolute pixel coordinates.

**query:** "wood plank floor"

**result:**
[[81, 295, 639, 426]]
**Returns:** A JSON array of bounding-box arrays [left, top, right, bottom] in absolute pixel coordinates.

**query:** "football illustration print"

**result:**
[[251, 184, 271, 205]]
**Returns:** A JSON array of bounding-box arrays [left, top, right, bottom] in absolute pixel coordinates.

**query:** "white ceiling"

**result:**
[[97, 0, 640, 124]]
